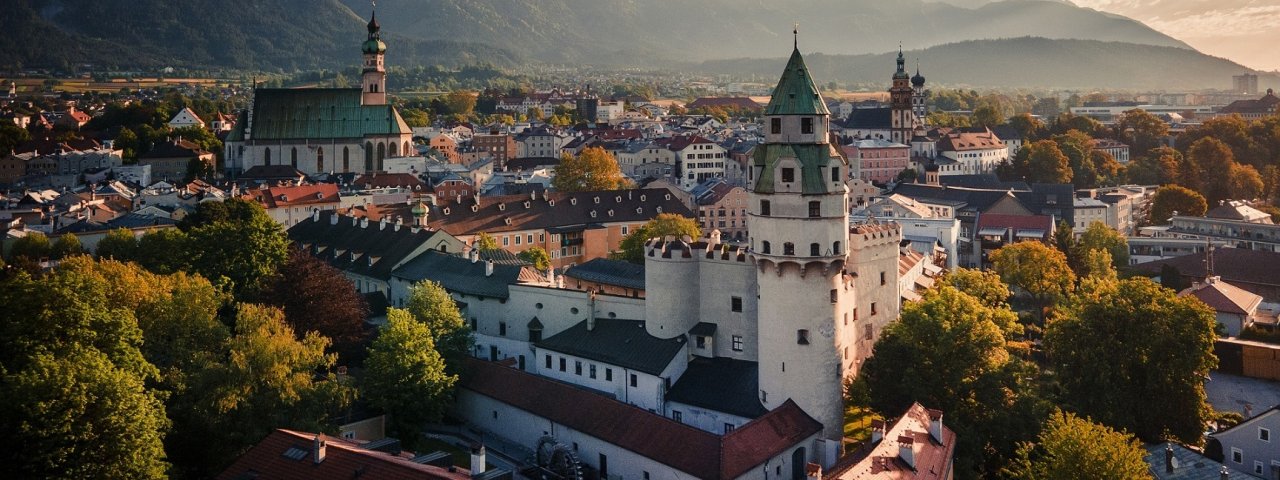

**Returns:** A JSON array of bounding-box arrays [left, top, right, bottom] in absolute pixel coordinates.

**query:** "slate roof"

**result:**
[[938, 174, 1027, 191], [765, 48, 829, 116], [391, 249, 540, 299], [1130, 249, 1280, 289], [57, 212, 177, 234], [1145, 442, 1253, 480], [891, 183, 1022, 214], [139, 139, 210, 159], [535, 319, 684, 376], [459, 358, 822, 480], [288, 211, 457, 281], [1220, 90, 1280, 115], [666, 356, 767, 419], [423, 188, 693, 236], [244, 88, 410, 141], [844, 108, 892, 129], [563, 258, 645, 290], [215, 428, 468, 480]]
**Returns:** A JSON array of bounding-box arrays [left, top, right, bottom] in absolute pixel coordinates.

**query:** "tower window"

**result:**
[[832, 165, 841, 181], [880, 271, 887, 285], [871, 302, 878, 315], [781, 168, 795, 183], [830, 289, 838, 303], [731, 296, 742, 312], [811, 243, 820, 256], [783, 242, 795, 256], [761, 241, 771, 254], [801, 117, 813, 134], [771, 118, 781, 134], [797, 330, 810, 344], [833, 241, 842, 255], [760, 200, 771, 216], [732, 335, 744, 351], [809, 201, 820, 218]]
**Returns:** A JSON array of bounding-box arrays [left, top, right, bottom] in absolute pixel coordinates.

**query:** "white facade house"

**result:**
[[167, 107, 205, 130]]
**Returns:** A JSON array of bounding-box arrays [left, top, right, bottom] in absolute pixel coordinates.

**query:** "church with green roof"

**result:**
[[224, 8, 412, 177]]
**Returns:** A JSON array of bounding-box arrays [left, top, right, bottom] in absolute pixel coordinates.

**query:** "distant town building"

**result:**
[[167, 107, 205, 130], [1233, 73, 1260, 95], [843, 139, 910, 185]]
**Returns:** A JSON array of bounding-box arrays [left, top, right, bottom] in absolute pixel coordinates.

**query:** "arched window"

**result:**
[[833, 241, 842, 255], [364, 141, 374, 172], [403, 141, 411, 156], [376, 142, 386, 172], [316, 147, 324, 172], [761, 241, 771, 254], [808, 201, 820, 218], [263, 147, 272, 165], [343, 146, 350, 172], [810, 243, 820, 256], [290, 147, 298, 168], [783, 242, 795, 256]]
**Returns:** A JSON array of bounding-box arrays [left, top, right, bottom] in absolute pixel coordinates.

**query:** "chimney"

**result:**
[[313, 434, 327, 464], [470, 443, 486, 475], [805, 463, 822, 480], [361, 217, 369, 229], [330, 212, 339, 225], [1221, 465, 1230, 480], [707, 229, 721, 248], [547, 266, 556, 286], [928, 409, 944, 444], [485, 260, 494, 277], [898, 436, 916, 471], [312, 209, 320, 223], [379, 217, 388, 230], [1164, 443, 1174, 474], [870, 420, 886, 444], [352, 215, 359, 226], [470, 248, 480, 263]]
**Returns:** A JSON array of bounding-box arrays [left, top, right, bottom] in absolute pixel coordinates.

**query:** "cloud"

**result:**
[[1071, 0, 1280, 70]]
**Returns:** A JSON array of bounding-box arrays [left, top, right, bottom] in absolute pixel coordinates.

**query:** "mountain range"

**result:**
[[3, 0, 1275, 90]]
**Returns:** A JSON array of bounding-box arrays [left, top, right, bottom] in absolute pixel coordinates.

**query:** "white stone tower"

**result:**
[[889, 48, 914, 145], [750, 34, 853, 443], [361, 8, 388, 106]]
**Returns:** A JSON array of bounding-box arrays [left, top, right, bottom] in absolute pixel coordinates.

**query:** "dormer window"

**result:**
[[771, 118, 781, 134], [781, 168, 795, 183], [801, 117, 813, 134]]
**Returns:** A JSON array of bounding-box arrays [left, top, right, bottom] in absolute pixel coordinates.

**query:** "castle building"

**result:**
[[224, 8, 412, 177], [372, 37, 912, 479]]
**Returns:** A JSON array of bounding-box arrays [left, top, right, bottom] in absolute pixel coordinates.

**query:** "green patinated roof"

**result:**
[[764, 48, 830, 116], [245, 88, 409, 141], [751, 143, 844, 194], [225, 109, 248, 142], [362, 39, 386, 54]]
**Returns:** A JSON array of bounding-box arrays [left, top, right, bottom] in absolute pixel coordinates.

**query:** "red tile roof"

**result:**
[[654, 135, 716, 152], [1180, 277, 1262, 315], [937, 129, 1005, 152], [460, 358, 822, 479], [216, 429, 470, 480], [243, 183, 340, 209], [825, 403, 956, 480]]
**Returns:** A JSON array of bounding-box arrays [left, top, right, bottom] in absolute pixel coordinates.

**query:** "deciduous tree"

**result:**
[[613, 213, 701, 264], [262, 249, 369, 363], [1149, 185, 1207, 225], [990, 241, 1075, 318], [518, 246, 552, 271], [95, 228, 139, 260], [1021, 140, 1072, 184], [1075, 222, 1129, 269], [552, 147, 631, 192], [404, 281, 472, 375], [1187, 137, 1236, 204], [1003, 410, 1149, 480], [1113, 109, 1169, 158], [1046, 277, 1217, 443], [50, 233, 84, 259], [363, 308, 457, 445]]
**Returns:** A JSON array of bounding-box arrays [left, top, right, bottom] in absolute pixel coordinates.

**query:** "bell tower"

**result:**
[[750, 30, 852, 444], [361, 7, 388, 106], [889, 47, 913, 144]]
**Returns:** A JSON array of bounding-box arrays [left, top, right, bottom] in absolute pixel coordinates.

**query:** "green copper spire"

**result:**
[[764, 38, 829, 116]]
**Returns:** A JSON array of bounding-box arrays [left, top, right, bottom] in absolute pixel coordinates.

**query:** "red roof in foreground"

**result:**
[[460, 358, 823, 479], [825, 403, 956, 480], [216, 429, 469, 480], [243, 183, 340, 209]]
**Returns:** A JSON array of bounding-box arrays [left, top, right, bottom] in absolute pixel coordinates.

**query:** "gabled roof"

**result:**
[[844, 108, 892, 129], [666, 357, 767, 419], [826, 403, 956, 479], [289, 211, 458, 281], [688, 97, 763, 112], [424, 188, 693, 236], [215, 428, 468, 480], [1179, 277, 1262, 315], [563, 258, 645, 290], [390, 249, 541, 299], [459, 358, 822, 480], [535, 319, 684, 376], [246, 88, 410, 140], [243, 183, 340, 209], [765, 48, 830, 116], [937, 128, 1005, 152], [1130, 249, 1280, 289], [1145, 442, 1254, 480]]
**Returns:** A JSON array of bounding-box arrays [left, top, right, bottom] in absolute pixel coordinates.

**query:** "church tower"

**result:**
[[889, 48, 913, 144], [750, 33, 853, 445], [911, 62, 927, 128], [361, 9, 388, 106]]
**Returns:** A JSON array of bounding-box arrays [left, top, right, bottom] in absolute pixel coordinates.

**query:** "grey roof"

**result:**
[[939, 174, 1028, 191], [844, 107, 891, 129], [666, 357, 767, 419], [689, 322, 717, 337], [891, 183, 1020, 213], [535, 319, 686, 376], [1145, 442, 1252, 480], [391, 249, 535, 299], [57, 212, 177, 234], [289, 211, 459, 281], [564, 258, 645, 290]]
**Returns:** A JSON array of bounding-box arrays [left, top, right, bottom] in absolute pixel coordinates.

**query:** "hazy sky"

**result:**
[[1069, 0, 1280, 71]]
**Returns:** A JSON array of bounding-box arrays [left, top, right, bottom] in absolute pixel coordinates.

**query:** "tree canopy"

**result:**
[[1046, 277, 1217, 443], [1149, 185, 1207, 224], [1003, 410, 1150, 480], [990, 241, 1075, 317], [403, 281, 472, 375], [363, 308, 458, 446], [552, 147, 631, 192], [518, 246, 553, 271], [612, 213, 702, 264]]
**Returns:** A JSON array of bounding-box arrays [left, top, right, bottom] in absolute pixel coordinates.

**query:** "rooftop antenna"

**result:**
[[1205, 237, 1215, 279]]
